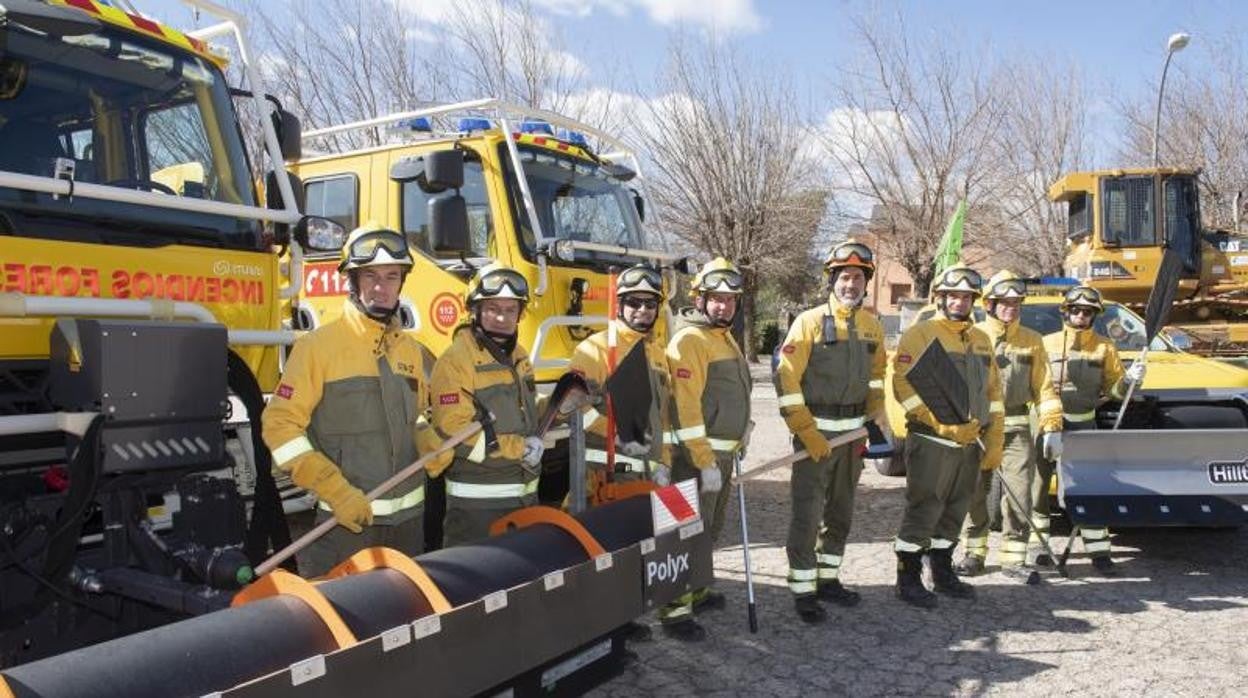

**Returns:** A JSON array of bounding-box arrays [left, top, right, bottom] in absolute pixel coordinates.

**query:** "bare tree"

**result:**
[[1117, 35, 1248, 228], [638, 34, 825, 360], [821, 16, 1007, 296], [985, 58, 1090, 275]]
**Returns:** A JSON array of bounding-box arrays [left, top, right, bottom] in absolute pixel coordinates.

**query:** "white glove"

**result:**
[[1041, 432, 1063, 462], [652, 464, 671, 486], [521, 436, 545, 469], [700, 466, 723, 493], [615, 438, 650, 458], [1125, 360, 1146, 385]]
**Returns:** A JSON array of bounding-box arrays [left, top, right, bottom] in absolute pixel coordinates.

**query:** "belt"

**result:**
[[319, 485, 425, 516], [585, 449, 651, 473], [445, 479, 538, 499], [808, 402, 866, 419], [814, 415, 865, 432]]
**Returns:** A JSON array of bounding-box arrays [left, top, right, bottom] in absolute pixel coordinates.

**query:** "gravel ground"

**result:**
[[591, 363, 1248, 697]]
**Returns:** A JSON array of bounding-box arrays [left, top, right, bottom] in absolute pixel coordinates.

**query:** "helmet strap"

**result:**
[[471, 315, 517, 360]]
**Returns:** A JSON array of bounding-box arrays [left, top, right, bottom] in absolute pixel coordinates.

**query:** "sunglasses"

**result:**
[[478, 270, 530, 298], [830, 243, 874, 264], [1068, 306, 1097, 316], [621, 296, 660, 310], [348, 231, 408, 262], [701, 269, 744, 291]]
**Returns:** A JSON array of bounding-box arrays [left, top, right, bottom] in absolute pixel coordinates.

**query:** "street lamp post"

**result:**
[[1152, 32, 1191, 167]]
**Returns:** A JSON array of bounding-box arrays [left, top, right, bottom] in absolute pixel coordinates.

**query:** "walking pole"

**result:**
[[732, 452, 758, 633]]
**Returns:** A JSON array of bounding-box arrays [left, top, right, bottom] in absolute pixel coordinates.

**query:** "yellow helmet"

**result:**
[[824, 239, 875, 280], [1061, 285, 1103, 314], [690, 257, 744, 296], [465, 262, 530, 307], [616, 264, 665, 300], [984, 270, 1026, 301], [339, 221, 413, 273], [931, 264, 983, 296]]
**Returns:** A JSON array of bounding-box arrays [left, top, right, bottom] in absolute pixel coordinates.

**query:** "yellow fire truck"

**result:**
[[287, 99, 686, 379], [0, 0, 346, 666]]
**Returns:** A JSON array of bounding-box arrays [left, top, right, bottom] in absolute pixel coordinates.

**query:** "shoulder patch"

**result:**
[[897, 354, 912, 364], [439, 393, 460, 405], [676, 367, 692, 379], [275, 383, 294, 400], [782, 345, 797, 354]]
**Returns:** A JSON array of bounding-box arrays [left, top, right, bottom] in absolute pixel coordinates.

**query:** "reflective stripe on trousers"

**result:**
[[319, 485, 425, 516], [1080, 526, 1111, 554], [816, 553, 842, 580], [999, 539, 1029, 566], [445, 479, 538, 499], [963, 533, 988, 558], [788, 567, 817, 595]]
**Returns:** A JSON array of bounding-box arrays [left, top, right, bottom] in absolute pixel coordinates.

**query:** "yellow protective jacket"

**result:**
[[893, 317, 1005, 467], [775, 296, 886, 437], [262, 300, 438, 524], [976, 316, 1063, 434], [666, 309, 752, 470], [430, 324, 540, 507], [1043, 326, 1127, 424], [568, 320, 673, 473]]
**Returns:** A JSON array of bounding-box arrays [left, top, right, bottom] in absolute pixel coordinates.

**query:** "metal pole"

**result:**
[[569, 411, 587, 515], [1151, 49, 1175, 167], [733, 453, 758, 633]]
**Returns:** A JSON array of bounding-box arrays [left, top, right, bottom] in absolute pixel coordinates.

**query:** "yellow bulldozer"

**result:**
[[1049, 167, 1248, 359]]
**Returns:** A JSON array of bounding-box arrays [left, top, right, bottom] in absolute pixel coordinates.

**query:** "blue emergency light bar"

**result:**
[[399, 116, 432, 132], [519, 119, 554, 135], [557, 128, 589, 147], [458, 117, 492, 132]]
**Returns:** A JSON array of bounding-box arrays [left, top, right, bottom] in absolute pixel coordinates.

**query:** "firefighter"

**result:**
[[1038, 285, 1145, 574], [568, 264, 683, 638], [955, 270, 1063, 582], [666, 258, 752, 620], [429, 263, 543, 548], [892, 264, 1004, 608], [262, 222, 437, 576], [774, 240, 886, 624]]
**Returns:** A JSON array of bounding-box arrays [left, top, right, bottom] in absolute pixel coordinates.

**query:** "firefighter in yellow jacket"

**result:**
[[892, 264, 1004, 608], [665, 258, 752, 622], [429, 263, 543, 548], [1038, 285, 1144, 574], [568, 264, 682, 639], [775, 240, 886, 624], [956, 270, 1063, 582], [262, 223, 437, 576]]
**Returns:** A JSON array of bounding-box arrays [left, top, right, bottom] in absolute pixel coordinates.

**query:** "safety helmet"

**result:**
[[984, 270, 1026, 301], [465, 262, 530, 307], [824, 239, 875, 281], [616, 264, 665, 300], [1061, 285, 1103, 314], [931, 264, 983, 296], [690, 257, 744, 296], [339, 221, 413, 273]]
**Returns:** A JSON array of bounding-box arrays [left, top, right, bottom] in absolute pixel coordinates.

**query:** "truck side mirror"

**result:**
[[272, 108, 302, 162], [265, 169, 304, 245], [390, 150, 464, 193], [429, 195, 470, 253], [294, 216, 347, 252]]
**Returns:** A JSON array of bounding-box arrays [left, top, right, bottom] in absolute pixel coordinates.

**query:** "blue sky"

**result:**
[[141, 0, 1243, 164]]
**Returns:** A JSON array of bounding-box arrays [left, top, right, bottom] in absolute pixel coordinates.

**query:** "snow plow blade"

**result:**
[[1059, 429, 1248, 527]]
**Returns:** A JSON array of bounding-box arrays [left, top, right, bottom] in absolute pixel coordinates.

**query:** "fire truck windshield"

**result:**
[[503, 145, 644, 261], [0, 23, 255, 208]]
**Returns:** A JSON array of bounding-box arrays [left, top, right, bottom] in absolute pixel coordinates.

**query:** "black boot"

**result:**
[[692, 588, 727, 613], [661, 618, 707, 642], [794, 595, 827, 623], [816, 579, 861, 607], [928, 548, 976, 599], [1091, 555, 1117, 576], [954, 553, 985, 576], [894, 551, 937, 609]]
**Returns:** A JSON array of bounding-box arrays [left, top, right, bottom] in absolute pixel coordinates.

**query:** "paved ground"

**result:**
[[591, 363, 1248, 697]]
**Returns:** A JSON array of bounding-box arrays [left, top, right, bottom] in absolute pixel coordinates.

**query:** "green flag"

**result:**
[[932, 199, 966, 277]]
